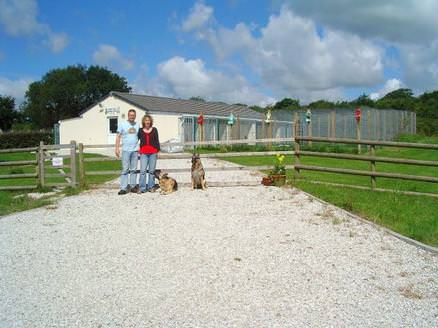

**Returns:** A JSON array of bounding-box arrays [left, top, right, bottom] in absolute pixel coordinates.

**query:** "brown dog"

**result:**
[[191, 153, 206, 190], [154, 169, 178, 195]]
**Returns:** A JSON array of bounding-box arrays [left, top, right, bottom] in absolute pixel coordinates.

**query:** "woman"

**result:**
[[137, 114, 160, 193]]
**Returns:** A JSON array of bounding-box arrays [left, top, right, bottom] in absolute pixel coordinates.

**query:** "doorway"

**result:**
[[108, 117, 118, 144]]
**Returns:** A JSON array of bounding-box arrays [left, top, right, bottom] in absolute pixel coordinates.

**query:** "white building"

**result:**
[[58, 91, 269, 146]]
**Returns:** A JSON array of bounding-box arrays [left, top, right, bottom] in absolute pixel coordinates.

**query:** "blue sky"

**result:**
[[1, 0, 438, 106]]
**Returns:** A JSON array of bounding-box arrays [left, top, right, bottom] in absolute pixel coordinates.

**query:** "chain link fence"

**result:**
[[181, 107, 416, 142]]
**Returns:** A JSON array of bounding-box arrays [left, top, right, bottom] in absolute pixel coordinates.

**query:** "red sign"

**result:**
[[355, 108, 361, 123]]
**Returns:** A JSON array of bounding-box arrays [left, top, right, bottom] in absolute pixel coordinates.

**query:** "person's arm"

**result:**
[[115, 134, 121, 158], [155, 128, 160, 151]]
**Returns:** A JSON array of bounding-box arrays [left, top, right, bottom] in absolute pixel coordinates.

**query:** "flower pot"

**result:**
[[270, 174, 286, 186], [261, 176, 273, 186]]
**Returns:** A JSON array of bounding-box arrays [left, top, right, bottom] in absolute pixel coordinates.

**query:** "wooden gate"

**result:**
[[0, 141, 78, 190]]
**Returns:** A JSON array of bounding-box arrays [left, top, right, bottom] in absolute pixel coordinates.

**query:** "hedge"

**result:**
[[0, 131, 53, 149]]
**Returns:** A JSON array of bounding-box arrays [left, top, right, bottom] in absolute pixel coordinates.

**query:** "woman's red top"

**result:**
[[139, 129, 158, 154]]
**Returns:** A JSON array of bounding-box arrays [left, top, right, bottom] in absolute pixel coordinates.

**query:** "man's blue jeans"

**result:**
[[120, 151, 138, 191], [139, 153, 157, 192]]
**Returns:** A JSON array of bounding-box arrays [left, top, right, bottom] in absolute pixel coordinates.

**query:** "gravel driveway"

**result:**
[[1, 158, 437, 327]]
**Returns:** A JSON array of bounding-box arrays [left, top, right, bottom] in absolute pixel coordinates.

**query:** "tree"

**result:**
[[189, 96, 206, 102], [417, 91, 438, 135], [22, 65, 131, 128], [351, 94, 375, 107], [0, 95, 22, 131], [273, 98, 300, 110], [308, 100, 337, 109], [375, 88, 417, 111]]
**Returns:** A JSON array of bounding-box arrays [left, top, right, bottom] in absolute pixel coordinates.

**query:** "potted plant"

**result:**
[[261, 176, 273, 186], [269, 154, 286, 186]]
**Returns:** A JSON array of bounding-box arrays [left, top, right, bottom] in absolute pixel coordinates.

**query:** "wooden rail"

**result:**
[[294, 136, 438, 196], [0, 147, 38, 153], [82, 137, 295, 149], [298, 151, 438, 167], [83, 151, 295, 163], [0, 160, 37, 167], [294, 164, 438, 183], [295, 136, 438, 150], [84, 165, 295, 176]]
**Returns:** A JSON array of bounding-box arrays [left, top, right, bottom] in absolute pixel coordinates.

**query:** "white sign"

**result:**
[[52, 157, 64, 167], [105, 107, 120, 115]]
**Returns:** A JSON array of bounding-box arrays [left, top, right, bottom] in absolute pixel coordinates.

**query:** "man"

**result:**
[[115, 109, 140, 195]]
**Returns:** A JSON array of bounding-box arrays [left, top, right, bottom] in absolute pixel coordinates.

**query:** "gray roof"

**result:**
[[110, 92, 264, 120]]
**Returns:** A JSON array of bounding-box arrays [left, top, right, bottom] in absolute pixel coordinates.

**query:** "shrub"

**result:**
[[0, 130, 53, 149]]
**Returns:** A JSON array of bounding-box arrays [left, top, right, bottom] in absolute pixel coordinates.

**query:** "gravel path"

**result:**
[[1, 158, 437, 327]]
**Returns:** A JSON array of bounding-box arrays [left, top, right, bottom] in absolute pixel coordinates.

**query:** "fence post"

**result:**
[[357, 119, 361, 154], [367, 110, 371, 141], [308, 120, 312, 148], [331, 110, 336, 138], [236, 115, 240, 140], [38, 141, 45, 187], [293, 112, 298, 137], [370, 144, 376, 190], [267, 122, 273, 149], [294, 138, 300, 180], [70, 140, 77, 187], [317, 116, 321, 138], [78, 143, 85, 188]]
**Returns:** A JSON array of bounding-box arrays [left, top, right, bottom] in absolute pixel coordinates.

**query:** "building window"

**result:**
[[109, 118, 118, 133]]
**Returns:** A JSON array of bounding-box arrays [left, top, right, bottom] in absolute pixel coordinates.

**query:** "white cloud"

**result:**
[[0, 76, 33, 104], [146, 56, 274, 106], [0, 0, 43, 36], [195, 7, 384, 99], [0, 0, 69, 53], [279, 0, 438, 92], [399, 41, 438, 92], [283, 0, 438, 44], [92, 44, 134, 71], [370, 78, 403, 100], [181, 1, 214, 32], [46, 32, 69, 53]]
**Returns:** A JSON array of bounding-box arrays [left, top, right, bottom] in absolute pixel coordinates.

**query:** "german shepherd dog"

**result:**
[[154, 169, 178, 195], [191, 153, 207, 190]]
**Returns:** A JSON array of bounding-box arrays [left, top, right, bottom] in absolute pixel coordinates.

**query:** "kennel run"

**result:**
[[57, 91, 416, 145]]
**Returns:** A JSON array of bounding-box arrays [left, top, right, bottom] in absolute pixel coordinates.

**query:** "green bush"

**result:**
[[0, 131, 53, 149]]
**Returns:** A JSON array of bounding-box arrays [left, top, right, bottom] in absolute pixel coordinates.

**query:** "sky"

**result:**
[[1, 0, 438, 107]]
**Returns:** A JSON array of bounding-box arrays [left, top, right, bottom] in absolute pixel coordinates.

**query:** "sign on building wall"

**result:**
[[105, 107, 120, 116]]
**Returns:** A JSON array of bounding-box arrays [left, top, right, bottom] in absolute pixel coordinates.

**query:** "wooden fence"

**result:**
[[294, 136, 438, 197], [79, 137, 295, 188], [1, 136, 437, 198], [0, 141, 77, 190]]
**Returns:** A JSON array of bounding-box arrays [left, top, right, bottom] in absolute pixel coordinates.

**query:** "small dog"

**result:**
[[154, 169, 178, 195], [191, 153, 207, 190]]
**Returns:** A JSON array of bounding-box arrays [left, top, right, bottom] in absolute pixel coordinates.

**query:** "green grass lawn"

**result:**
[[0, 190, 54, 217]]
